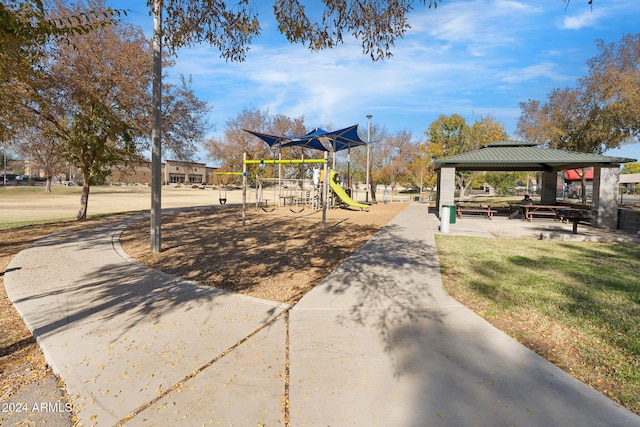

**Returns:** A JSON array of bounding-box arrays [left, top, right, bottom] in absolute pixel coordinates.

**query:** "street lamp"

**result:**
[[366, 114, 372, 203], [2, 143, 6, 187]]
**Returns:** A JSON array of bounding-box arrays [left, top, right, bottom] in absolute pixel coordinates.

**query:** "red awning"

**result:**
[[565, 168, 593, 181]]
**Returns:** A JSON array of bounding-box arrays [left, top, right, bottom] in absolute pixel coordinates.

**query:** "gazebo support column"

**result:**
[[592, 165, 620, 229], [436, 167, 456, 218], [540, 171, 558, 204]]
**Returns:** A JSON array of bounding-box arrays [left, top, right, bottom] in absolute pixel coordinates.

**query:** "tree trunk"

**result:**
[[76, 173, 90, 220], [371, 182, 377, 203], [458, 171, 478, 201], [457, 177, 466, 201], [45, 177, 52, 193]]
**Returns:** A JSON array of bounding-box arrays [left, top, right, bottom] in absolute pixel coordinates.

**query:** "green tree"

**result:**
[[622, 162, 640, 174], [483, 171, 530, 196], [517, 34, 640, 203], [422, 114, 506, 199], [32, 1, 150, 219]]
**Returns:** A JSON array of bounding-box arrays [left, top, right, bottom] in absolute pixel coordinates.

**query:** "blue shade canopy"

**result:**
[[245, 125, 367, 152], [284, 125, 367, 152], [243, 129, 305, 148]]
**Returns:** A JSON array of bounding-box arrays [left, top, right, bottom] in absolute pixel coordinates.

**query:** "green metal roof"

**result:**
[[433, 140, 637, 172]]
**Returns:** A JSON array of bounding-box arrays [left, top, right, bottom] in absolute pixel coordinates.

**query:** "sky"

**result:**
[[108, 0, 640, 164]]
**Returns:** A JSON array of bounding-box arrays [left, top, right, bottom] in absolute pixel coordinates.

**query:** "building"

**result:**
[[20, 158, 219, 186], [108, 160, 217, 185], [619, 173, 640, 192], [162, 160, 215, 185]]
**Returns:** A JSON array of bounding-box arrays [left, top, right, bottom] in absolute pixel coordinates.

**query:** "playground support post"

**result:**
[[278, 150, 282, 207], [366, 114, 372, 203], [322, 151, 328, 231], [242, 153, 247, 226]]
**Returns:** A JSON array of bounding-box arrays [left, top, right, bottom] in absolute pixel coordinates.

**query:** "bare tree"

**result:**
[[161, 74, 212, 161], [206, 108, 309, 181], [1, 0, 123, 143], [16, 125, 67, 192]]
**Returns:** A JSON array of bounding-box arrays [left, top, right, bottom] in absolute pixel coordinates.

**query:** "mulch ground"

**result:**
[[120, 203, 408, 304]]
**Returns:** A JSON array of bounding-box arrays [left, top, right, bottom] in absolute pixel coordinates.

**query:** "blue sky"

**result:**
[[109, 0, 640, 163]]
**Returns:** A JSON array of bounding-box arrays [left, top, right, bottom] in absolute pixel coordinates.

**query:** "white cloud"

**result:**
[[499, 62, 571, 85], [560, 9, 603, 30], [409, 0, 542, 56]]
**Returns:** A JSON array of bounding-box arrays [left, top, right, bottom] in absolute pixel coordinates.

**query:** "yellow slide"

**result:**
[[329, 169, 369, 210]]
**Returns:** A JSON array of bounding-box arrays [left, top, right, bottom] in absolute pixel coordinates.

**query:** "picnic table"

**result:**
[[456, 204, 497, 220], [523, 205, 570, 222], [557, 208, 594, 234]]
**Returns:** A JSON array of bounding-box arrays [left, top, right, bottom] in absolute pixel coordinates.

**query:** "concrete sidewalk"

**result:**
[[5, 204, 639, 426]]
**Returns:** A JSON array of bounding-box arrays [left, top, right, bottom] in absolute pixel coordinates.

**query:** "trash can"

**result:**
[[444, 205, 457, 224], [440, 206, 450, 233]]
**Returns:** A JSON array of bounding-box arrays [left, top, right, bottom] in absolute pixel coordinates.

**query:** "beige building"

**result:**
[[162, 160, 215, 184], [109, 160, 218, 185], [21, 159, 218, 185]]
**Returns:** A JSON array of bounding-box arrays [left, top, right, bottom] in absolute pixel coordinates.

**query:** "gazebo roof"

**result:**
[[433, 141, 637, 172]]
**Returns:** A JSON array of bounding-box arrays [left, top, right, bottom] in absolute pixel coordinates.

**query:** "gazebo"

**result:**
[[432, 141, 637, 229]]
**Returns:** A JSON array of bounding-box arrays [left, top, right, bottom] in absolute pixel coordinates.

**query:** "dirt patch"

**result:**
[[121, 203, 408, 304]]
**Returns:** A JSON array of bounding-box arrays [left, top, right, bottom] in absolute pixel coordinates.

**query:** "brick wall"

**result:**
[[618, 208, 640, 234]]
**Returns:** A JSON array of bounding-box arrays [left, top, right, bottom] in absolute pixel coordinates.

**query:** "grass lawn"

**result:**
[[436, 235, 640, 415]]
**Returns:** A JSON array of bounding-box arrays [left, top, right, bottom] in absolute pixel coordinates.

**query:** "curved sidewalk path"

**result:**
[[5, 204, 639, 426]]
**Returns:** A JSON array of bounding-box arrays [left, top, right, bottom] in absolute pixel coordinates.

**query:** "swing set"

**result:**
[[214, 171, 243, 205], [242, 152, 330, 229], [254, 176, 316, 213]]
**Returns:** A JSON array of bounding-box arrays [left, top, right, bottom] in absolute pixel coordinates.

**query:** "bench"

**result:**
[[456, 204, 497, 220]]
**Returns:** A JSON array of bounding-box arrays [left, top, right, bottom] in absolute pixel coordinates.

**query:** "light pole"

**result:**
[[365, 114, 372, 202], [2, 143, 6, 187]]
